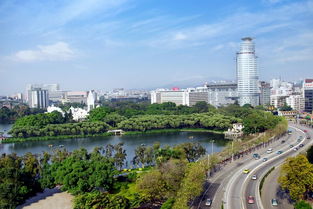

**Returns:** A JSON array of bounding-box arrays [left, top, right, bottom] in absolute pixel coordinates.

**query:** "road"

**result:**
[[224, 124, 311, 209], [195, 123, 304, 209], [259, 123, 312, 209], [260, 165, 293, 209]]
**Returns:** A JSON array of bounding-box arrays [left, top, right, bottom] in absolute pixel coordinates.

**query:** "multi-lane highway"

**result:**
[[195, 123, 312, 209], [224, 124, 312, 209], [258, 124, 312, 209]]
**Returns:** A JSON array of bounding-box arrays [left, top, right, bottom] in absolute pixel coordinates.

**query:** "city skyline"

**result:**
[[1, 0, 313, 95]]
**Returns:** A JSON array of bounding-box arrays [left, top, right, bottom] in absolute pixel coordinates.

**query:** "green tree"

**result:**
[[103, 113, 126, 127], [50, 148, 117, 194], [88, 107, 111, 122], [278, 155, 313, 200], [176, 142, 206, 162], [294, 200, 312, 209], [133, 145, 147, 168], [0, 153, 42, 209], [172, 161, 206, 209], [193, 101, 209, 113], [136, 169, 167, 201], [113, 142, 127, 170], [279, 103, 293, 111]]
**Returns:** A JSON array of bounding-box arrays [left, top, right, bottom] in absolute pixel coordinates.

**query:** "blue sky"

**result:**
[[1, 0, 313, 94]]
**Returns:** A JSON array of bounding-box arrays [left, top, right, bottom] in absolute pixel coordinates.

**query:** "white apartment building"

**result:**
[[270, 95, 288, 108], [207, 83, 238, 107], [28, 88, 49, 109], [150, 87, 208, 106], [63, 91, 88, 104], [286, 95, 304, 111]]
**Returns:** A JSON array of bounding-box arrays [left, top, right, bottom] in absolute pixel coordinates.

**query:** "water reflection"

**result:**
[[0, 123, 228, 163]]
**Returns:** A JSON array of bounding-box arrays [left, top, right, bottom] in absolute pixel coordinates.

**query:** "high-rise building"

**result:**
[[259, 81, 271, 105], [26, 84, 60, 102], [303, 79, 313, 113], [236, 37, 259, 106], [28, 88, 49, 108]]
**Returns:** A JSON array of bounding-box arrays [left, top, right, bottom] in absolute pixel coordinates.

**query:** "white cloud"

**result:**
[[269, 32, 313, 62], [56, 0, 129, 25], [262, 0, 284, 4], [173, 32, 187, 41], [145, 0, 312, 49], [12, 42, 75, 62]]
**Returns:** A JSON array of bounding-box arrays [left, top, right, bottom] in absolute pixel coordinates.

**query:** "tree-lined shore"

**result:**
[[5, 102, 283, 143]]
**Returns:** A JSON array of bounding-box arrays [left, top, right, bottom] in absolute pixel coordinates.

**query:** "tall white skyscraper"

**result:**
[[236, 37, 260, 106]]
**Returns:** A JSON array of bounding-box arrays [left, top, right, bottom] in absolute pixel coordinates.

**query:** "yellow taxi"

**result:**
[[243, 169, 250, 174]]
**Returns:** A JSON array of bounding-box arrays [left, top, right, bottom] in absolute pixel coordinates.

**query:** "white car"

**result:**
[[205, 198, 212, 206], [267, 148, 273, 154], [251, 175, 257, 180]]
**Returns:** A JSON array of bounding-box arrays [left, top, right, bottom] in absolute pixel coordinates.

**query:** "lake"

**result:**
[[0, 124, 228, 163]]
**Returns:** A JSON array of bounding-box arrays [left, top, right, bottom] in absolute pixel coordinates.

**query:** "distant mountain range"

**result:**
[[148, 76, 235, 90]]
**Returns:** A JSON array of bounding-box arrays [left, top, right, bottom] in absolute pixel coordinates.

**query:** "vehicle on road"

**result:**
[[251, 175, 257, 180], [298, 138, 302, 142], [299, 144, 304, 147], [304, 130, 308, 133], [307, 135, 311, 139], [294, 147, 299, 151], [263, 157, 268, 162], [205, 198, 212, 206], [243, 169, 250, 174], [267, 148, 273, 154], [289, 144, 294, 148], [253, 153, 260, 159], [271, 198, 278, 206], [276, 150, 283, 154], [281, 140, 285, 143], [247, 196, 255, 204]]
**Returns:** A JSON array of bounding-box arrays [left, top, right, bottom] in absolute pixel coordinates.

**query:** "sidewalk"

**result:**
[[17, 188, 73, 209]]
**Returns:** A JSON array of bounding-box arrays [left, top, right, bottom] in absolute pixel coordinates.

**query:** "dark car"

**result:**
[[299, 144, 304, 147], [253, 153, 260, 159]]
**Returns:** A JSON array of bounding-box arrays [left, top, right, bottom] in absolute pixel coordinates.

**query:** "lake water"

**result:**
[[0, 124, 228, 163]]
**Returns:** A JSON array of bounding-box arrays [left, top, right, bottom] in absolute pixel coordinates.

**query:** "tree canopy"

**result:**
[[278, 155, 313, 200]]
